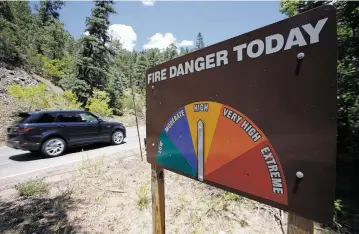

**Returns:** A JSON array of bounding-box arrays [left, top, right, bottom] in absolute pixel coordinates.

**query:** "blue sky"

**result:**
[[30, 1, 287, 52]]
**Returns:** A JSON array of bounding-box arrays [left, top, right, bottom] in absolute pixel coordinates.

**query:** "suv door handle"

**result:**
[[57, 125, 65, 128]]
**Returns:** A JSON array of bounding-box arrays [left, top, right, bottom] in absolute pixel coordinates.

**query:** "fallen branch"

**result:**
[[108, 189, 125, 193]]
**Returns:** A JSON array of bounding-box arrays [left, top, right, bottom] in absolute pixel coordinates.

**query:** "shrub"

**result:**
[[8, 83, 83, 111], [121, 88, 145, 118], [136, 181, 150, 210], [85, 89, 113, 117], [7, 83, 52, 111], [54, 90, 82, 110], [35, 54, 68, 84], [14, 178, 49, 197]]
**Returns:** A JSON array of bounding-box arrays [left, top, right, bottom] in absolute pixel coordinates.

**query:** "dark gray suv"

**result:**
[[6, 110, 126, 157]]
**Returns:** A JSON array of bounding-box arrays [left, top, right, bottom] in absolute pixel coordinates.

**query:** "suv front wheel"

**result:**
[[111, 130, 124, 145], [41, 138, 66, 157]]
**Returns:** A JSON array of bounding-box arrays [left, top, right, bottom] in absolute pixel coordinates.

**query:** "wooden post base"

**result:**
[[287, 212, 314, 234], [151, 165, 165, 234]]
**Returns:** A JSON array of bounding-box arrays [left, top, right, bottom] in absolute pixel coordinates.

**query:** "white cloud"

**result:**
[[143, 33, 193, 51], [178, 40, 194, 47], [142, 0, 156, 6], [108, 24, 137, 52]]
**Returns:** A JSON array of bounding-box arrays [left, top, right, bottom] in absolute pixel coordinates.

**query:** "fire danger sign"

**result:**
[[146, 5, 337, 223]]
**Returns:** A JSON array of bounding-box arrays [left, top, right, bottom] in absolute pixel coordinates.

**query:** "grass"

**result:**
[[14, 178, 49, 197], [221, 191, 242, 202], [108, 113, 143, 127], [136, 181, 150, 210], [78, 153, 105, 177], [178, 191, 187, 210]]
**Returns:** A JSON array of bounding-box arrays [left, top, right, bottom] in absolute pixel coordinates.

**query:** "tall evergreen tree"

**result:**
[[146, 48, 161, 67], [0, 1, 36, 63], [35, 0, 66, 57], [75, 0, 116, 103], [194, 32, 205, 50], [179, 47, 190, 56], [163, 43, 178, 62], [37, 0, 65, 25], [134, 53, 148, 89]]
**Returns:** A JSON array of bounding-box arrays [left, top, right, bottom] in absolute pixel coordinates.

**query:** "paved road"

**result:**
[[0, 126, 146, 190]]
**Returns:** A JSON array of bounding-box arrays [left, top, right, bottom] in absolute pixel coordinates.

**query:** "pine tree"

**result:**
[[146, 48, 161, 67], [194, 32, 205, 50], [179, 47, 190, 56], [35, 0, 66, 57], [163, 43, 178, 62], [75, 0, 116, 104], [0, 1, 36, 63], [37, 0, 65, 26], [134, 53, 148, 89]]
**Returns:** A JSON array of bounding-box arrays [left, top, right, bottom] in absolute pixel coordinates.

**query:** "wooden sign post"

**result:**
[[151, 165, 165, 234], [146, 5, 337, 234], [288, 213, 314, 234]]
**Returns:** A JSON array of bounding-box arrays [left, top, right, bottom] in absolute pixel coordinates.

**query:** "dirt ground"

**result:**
[[0, 153, 331, 234]]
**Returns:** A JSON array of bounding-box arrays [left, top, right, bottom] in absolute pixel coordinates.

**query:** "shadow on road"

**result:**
[[0, 194, 81, 233], [9, 141, 127, 162]]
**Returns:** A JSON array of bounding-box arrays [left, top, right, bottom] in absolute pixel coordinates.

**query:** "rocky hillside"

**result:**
[[0, 62, 63, 145]]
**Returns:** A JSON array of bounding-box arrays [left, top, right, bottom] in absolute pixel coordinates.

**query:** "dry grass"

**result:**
[[14, 178, 49, 197], [107, 114, 145, 127], [1, 153, 336, 234]]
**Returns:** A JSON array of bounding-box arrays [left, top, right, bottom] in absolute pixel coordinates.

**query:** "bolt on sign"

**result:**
[[146, 5, 337, 224]]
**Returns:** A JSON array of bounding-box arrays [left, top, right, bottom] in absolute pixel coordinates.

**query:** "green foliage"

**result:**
[[15, 178, 49, 197], [0, 0, 76, 75], [75, 0, 116, 103], [163, 43, 178, 61], [37, 0, 65, 25], [279, 0, 299, 17], [221, 191, 241, 202], [135, 54, 148, 89], [7, 83, 52, 111], [8, 83, 83, 111], [194, 32, 205, 50], [1, 0, 186, 118], [85, 88, 113, 117], [36, 53, 67, 83], [54, 90, 82, 110], [0, 2, 23, 63], [37, 20, 68, 60], [179, 47, 190, 56], [121, 88, 145, 118]]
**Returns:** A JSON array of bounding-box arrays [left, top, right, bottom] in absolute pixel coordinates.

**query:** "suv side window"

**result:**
[[36, 113, 56, 123], [79, 113, 99, 123], [56, 113, 82, 123]]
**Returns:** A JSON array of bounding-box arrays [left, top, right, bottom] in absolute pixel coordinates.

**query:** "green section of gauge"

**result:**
[[156, 130, 196, 176]]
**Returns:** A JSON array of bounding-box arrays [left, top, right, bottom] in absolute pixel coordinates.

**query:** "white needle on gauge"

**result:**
[[197, 120, 204, 182]]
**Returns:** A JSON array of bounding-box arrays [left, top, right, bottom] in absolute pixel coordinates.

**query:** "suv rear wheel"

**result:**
[[111, 130, 124, 145], [41, 138, 66, 157]]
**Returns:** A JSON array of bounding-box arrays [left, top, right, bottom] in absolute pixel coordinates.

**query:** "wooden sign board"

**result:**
[[146, 5, 337, 224]]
